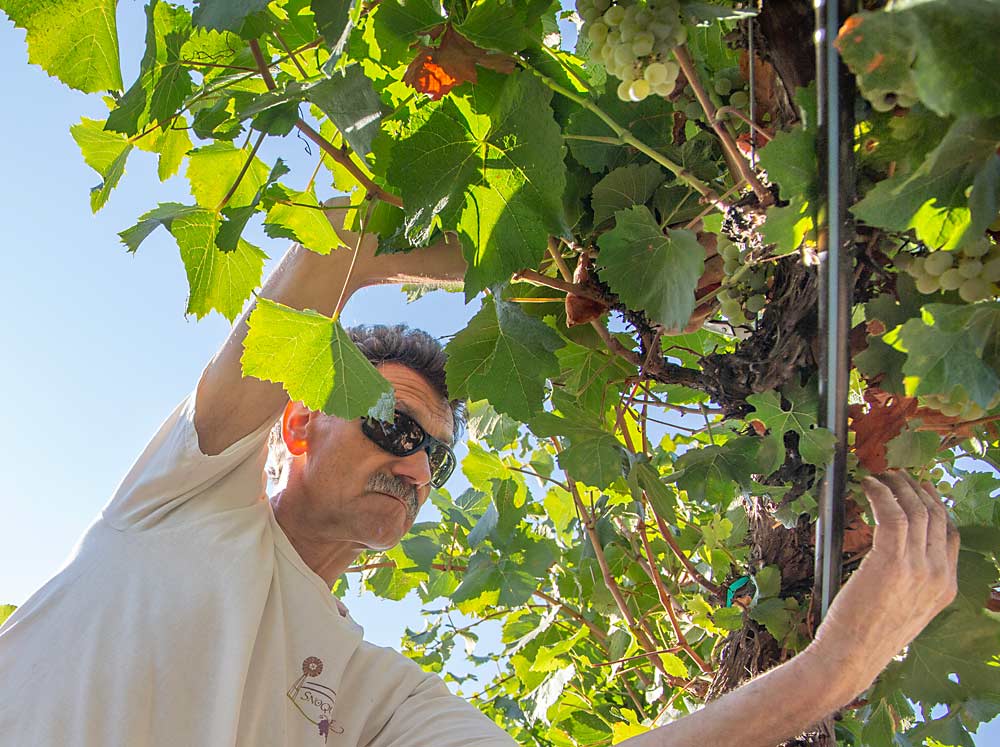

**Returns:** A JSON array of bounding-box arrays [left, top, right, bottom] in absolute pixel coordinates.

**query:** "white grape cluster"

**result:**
[[895, 236, 1000, 303], [920, 391, 997, 421], [717, 239, 767, 326], [576, 0, 685, 102]]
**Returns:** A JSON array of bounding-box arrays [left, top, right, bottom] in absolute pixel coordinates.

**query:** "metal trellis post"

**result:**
[[813, 0, 857, 621]]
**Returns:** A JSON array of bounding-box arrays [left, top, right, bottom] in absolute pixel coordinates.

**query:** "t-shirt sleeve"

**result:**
[[101, 391, 276, 530], [366, 672, 516, 747]]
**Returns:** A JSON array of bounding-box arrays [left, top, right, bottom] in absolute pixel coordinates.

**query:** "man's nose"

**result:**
[[392, 448, 433, 489]]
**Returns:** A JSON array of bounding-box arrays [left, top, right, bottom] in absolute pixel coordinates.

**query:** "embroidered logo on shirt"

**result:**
[[287, 656, 344, 742]]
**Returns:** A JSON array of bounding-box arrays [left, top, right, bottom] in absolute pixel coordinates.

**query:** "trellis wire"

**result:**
[[813, 0, 856, 620]]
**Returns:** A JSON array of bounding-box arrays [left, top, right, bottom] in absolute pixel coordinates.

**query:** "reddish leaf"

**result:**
[[403, 26, 514, 101], [849, 389, 918, 473], [566, 253, 609, 327], [843, 497, 874, 554]]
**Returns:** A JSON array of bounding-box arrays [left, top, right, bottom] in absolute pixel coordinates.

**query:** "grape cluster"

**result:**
[[920, 391, 997, 421], [673, 68, 748, 124], [576, 0, 685, 102], [895, 236, 1000, 303], [716, 238, 767, 326]]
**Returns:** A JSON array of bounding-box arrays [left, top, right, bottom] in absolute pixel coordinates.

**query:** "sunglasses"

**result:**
[[360, 409, 457, 488]]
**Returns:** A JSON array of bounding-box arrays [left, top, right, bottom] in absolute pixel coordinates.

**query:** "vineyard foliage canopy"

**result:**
[[1, 0, 999, 745]]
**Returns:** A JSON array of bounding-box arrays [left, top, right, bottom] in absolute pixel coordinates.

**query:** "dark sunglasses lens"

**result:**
[[428, 444, 456, 488]]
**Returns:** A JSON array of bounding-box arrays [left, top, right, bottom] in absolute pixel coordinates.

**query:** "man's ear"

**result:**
[[281, 400, 311, 456]]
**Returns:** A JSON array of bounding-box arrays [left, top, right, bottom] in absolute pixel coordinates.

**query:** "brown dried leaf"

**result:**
[[403, 26, 514, 101]]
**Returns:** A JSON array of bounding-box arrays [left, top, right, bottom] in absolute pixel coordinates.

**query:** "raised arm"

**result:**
[[194, 204, 466, 456], [620, 471, 959, 747]]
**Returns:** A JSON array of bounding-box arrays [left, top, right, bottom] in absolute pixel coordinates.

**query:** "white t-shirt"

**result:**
[[0, 393, 515, 747]]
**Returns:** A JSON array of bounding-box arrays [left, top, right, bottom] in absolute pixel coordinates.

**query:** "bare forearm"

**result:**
[[620, 644, 851, 747], [193, 224, 466, 456]]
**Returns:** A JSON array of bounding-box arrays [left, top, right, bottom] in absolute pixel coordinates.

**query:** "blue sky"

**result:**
[[1, 5, 997, 743]]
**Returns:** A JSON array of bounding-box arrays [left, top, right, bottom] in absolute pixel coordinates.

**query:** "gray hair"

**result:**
[[265, 324, 464, 488]]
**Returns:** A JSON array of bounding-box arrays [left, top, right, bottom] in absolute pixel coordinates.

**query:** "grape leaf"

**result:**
[[186, 141, 272, 210], [891, 302, 1000, 408], [1, 0, 122, 93], [466, 399, 520, 451], [70, 117, 133, 212], [884, 423, 940, 470], [597, 206, 705, 332], [745, 389, 836, 472], [749, 597, 796, 642], [757, 126, 816, 200], [455, 0, 548, 53], [852, 116, 1000, 250], [305, 66, 384, 156], [105, 0, 192, 136], [241, 298, 395, 419], [530, 411, 625, 490], [669, 436, 758, 506], [132, 119, 192, 182], [590, 163, 666, 227], [216, 158, 290, 252], [311, 0, 352, 56], [191, 0, 269, 33], [264, 189, 344, 254], [387, 70, 566, 298], [118, 202, 199, 253], [169, 209, 267, 320], [445, 295, 563, 421], [759, 198, 815, 256]]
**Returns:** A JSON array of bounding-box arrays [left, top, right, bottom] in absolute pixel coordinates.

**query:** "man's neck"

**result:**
[[269, 491, 362, 589]]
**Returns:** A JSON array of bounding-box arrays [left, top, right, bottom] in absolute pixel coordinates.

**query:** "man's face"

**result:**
[[283, 362, 455, 551]]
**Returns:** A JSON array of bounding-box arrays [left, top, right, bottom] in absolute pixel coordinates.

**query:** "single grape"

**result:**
[[938, 268, 964, 291], [959, 276, 994, 302], [613, 43, 634, 67], [893, 252, 914, 271], [594, 0, 611, 11], [962, 238, 991, 257], [938, 400, 964, 418], [744, 294, 766, 313], [629, 78, 651, 101], [923, 250, 954, 276], [652, 81, 674, 97], [662, 60, 679, 80], [617, 79, 633, 102], [604, 5, 625, 26], [683, 100, 702, 119], [632, 31, 655, 57], [981, 257, 1000, 282], [867, 89, 896, 112], [914, 272, 940, 295], [714, 77, 733, 96], [958, 258, 983, 279], [588, 21, 610, 43], [909, 256, 928, 276], [729, 90, 749, 109], [643, 62, 668, 85], [962, 402, 986, 420]]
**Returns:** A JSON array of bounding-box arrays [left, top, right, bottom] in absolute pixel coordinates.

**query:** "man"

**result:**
[[0, 219, 959, 747]]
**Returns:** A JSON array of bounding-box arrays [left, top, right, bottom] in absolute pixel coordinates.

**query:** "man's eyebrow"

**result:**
[[397, 401, 454, 446]]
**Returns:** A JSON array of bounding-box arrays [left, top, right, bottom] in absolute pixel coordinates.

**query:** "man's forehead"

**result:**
[[380, 363, 454, 443]]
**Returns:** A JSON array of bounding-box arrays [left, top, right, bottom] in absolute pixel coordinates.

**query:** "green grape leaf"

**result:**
[[191, 0, 269, 33], [118, 202, 199, 253], [884, 424, 940, 470], [590, 163, 666, 227], [217, 158, 290, 253], [445, 295, 563, 421], [554, 341, 632, 417], [860, 700, 896, 747], [627, 460, 677, 522], [760, 198, 815, 256], [132, 119, 192, 182], [891, 302, 1000, 408], [669, 436, 758, 507], [466, 399, 520, 450], [70, 117, 133, 212], [749, 597, 797, 642], [531, 412, 625, 490], [242, 298, 395, 419], [757, 126, 817, 200], [754, 565, 781, 598], [169, 209, 267, 320], [597, 206, 705, 332], [305, 66, 384, 156], [106, 0, 192, 136], [387, 70, 566, 298], [950, 473, 1000, 527], [852, 116, 1000, 250], [1, 0, 122, 93], [455, 0, 548, 53], [745, 389, 836, 471], [186, 141, 272, 210], [311, 0, 352, 56], [264, 190, 344, 254]]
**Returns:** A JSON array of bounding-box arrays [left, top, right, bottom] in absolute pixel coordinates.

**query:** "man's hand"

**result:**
[[620, 472, 959, 747], [193, 201, 466, 456], [808, 471, 960, 693]]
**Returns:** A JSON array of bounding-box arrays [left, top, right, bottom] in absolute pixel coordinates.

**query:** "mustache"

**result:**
[[366, 472, 418, 518]]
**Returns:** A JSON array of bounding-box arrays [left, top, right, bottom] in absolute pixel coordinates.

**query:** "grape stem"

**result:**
[[671, 46, 772, 205], [714, 106, 774, 143], [526, 64, 725, 207]]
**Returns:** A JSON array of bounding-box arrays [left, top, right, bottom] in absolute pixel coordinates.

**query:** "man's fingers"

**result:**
[[882, 471, 929, 554], [861, 475, 906, 558]]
